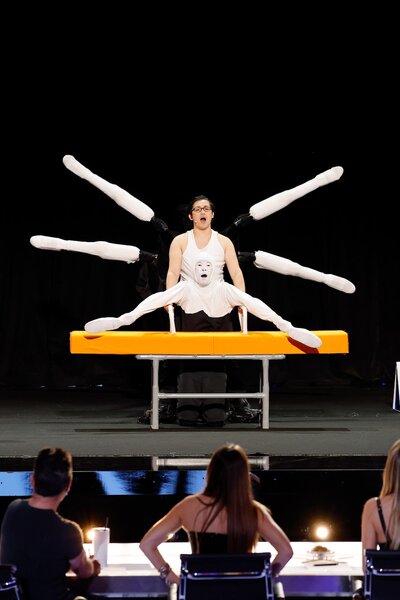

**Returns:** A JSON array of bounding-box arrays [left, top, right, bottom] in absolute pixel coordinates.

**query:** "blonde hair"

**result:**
[[380, 438, 400, 549]]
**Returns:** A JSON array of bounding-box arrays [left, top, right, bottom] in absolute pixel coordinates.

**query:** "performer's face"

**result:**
[[190, 200, 214, 227], [194, 258, 213, 286]]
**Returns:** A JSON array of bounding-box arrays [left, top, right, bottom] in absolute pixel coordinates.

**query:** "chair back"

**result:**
[[178, 552, 274, 600], [364, 550, 400, 599], [0, 565, 24, 599]]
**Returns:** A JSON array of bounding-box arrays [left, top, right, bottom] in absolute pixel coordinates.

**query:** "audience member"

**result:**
[[352, 438, 400, 599], [139, 443, 293, 585], [0, 447, 102, 600], [361, 438, 400, 561]]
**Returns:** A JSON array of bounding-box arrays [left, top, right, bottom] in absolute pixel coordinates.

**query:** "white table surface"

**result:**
[[74, 540, 363, 597]]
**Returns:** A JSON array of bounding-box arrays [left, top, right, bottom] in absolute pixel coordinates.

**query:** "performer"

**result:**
[[85, 196, 323, 426], [31, 156, 355, 425], [85, 200, 322, 350]]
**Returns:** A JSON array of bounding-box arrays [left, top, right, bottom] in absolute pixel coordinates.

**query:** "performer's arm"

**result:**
[[223, 236, 246, 292], [165, 235, 184, 289]]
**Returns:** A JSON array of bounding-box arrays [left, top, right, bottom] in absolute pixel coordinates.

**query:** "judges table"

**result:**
[[73, 541, 363, 597]]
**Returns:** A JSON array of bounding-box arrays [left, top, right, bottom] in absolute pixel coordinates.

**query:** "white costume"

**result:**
[[85, 250, 323, 349]]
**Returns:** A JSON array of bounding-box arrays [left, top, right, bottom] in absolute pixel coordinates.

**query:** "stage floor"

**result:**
[[0, 382, 397, 468]]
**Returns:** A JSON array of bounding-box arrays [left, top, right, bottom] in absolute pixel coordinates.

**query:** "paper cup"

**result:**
[[93, 527, 110, 567]]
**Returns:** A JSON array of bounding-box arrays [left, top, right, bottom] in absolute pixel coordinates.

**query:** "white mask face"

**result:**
[[194, 258, 213, 286]]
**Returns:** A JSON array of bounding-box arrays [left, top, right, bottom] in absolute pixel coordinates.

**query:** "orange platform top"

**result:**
[[70, 330, 349, 356]]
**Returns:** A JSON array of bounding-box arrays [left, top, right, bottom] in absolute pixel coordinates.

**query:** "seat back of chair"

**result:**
[[178, 552, 274, 600], [0, 565, 24, 599], [364, 550, 400, 600]]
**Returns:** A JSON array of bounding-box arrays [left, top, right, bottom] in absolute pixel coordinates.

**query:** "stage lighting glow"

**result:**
[[314, 524, 330, 540]]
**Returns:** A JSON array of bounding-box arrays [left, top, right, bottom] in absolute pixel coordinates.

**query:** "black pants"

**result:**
[[176, 310, 232, 424]]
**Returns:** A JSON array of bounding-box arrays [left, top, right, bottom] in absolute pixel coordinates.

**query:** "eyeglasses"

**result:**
[[192, 206, 211, 213]]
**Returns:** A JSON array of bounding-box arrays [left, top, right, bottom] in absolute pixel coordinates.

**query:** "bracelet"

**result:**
[[159, 563, 171, 579]]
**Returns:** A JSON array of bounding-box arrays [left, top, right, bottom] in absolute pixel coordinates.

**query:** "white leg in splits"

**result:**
[[223, 283, 322, 348], [85, 282, 187, 333], [85, 274, 322, 349]]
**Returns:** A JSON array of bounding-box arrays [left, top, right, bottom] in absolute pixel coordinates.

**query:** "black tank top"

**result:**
[[376, 497, 391, 550], [188, 531, 228, 553]]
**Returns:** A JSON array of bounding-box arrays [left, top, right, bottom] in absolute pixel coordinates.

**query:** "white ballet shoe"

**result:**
[[85, 317, 124, 333], [63, 155, 154, 222], [30, 235, 62, 250], [315, 166, 344, 185], [324, 274, 356, 294], [63, 155, 92, 179], [286, 327, 322, 348]]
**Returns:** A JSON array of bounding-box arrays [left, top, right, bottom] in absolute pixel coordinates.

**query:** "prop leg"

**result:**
[[63, 155, 155, 221], [30, 236, 142, 263], [252, 250, 356, 294], [249, 166, 343, 221]]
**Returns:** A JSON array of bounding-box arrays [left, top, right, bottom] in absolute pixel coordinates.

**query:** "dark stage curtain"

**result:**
[[1, 147, 397, 394]]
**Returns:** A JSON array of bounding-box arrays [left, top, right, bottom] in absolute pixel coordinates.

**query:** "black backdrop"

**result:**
[[1, 11, 398, 394], [1, 138, 398, 393]]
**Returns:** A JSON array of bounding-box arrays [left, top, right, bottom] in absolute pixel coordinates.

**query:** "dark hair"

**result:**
[[33, 447, 72, 497], [201, 443, 259, 552], [186, 195, 215, 217]]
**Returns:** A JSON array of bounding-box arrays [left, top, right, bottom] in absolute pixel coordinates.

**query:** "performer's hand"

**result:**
[[151, 216, 170, 233], [233, 213, 253, 228], [164, 304, 171, 313], [139, 250, 158, 263], [238, 251, 256, 265]]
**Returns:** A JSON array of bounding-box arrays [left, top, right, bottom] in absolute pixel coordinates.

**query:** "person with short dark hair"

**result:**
[[0, 447, 102, 600], [139, 443, 293, 586]]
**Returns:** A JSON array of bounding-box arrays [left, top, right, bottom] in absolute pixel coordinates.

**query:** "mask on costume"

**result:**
[[194, 255, 214, 286]]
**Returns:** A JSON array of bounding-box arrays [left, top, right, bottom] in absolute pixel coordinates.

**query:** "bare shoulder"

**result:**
[[178, 493, 201, 507], [170, 232, 187, 249], [254, 500, 271, 518], [362, 496, 377, 514], [175, 493, 203, 514], [217, 232, 234, 249]]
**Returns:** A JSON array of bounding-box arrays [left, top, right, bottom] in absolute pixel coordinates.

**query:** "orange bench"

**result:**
[[70, 330, 349, 429]]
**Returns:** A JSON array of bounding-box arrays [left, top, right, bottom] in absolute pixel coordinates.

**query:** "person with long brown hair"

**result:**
[[139, 443, 293, 586]]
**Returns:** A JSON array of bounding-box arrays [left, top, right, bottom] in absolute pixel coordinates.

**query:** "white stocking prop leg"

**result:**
[[253, 251, 356, 294], [224, 283, 322, 348], [85, 282, 187, 333], [30, 236, 141, 263], [62, 155, 154, 222], [249, 166, 344, 221]]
